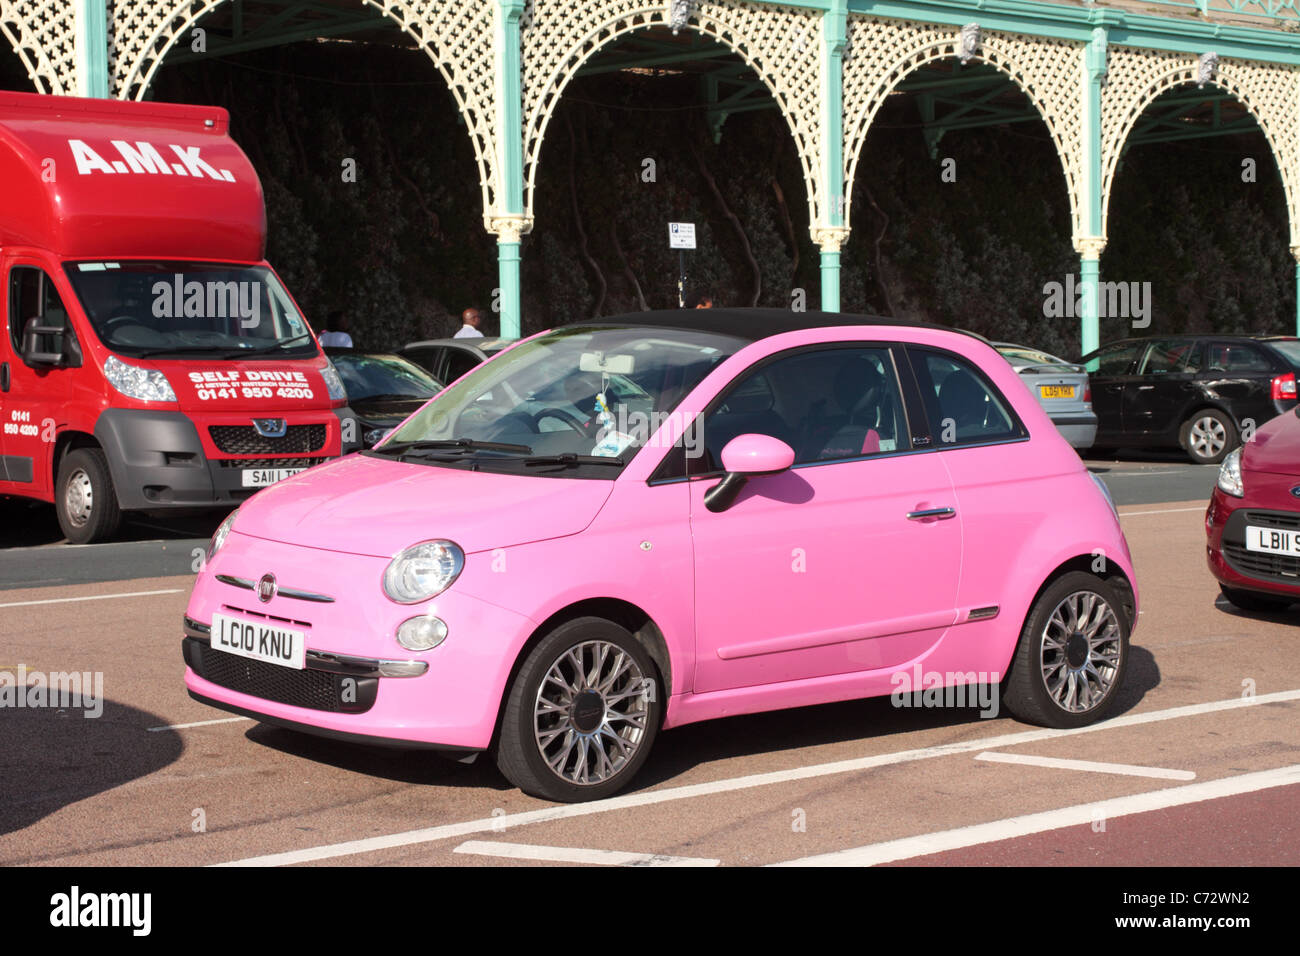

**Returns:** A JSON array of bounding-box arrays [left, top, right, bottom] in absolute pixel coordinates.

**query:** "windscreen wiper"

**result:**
[[371, 438, 534, 459], [517, 453, 624, 468]]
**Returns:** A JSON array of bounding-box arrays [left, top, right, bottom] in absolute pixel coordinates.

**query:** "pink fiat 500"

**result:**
[[184, 310, 1139, 802]]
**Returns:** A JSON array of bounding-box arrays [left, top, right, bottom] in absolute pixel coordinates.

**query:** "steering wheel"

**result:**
[[104, 314, 141, 329], [533, 407, 590, 436]]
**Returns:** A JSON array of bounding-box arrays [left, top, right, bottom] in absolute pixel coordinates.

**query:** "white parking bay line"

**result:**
[[976, 751, 1195, 780], [147, 716, 251, 733], [213, 688, 1300, 867], [0, 588, 183, 609], [1117, 506, 1206, 517], [454, 841, 719, 867], [771, 764, 1300, 867]]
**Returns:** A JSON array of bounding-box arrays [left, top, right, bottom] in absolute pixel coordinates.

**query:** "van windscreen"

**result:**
[[63, 261, 318, 360]]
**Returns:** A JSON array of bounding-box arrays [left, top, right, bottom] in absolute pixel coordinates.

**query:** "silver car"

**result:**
[[995, 343, 1098, 449]]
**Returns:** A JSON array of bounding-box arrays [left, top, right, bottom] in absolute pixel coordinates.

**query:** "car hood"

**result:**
[[233, 453, 615, 558], [1243, 411, 1300, 477]]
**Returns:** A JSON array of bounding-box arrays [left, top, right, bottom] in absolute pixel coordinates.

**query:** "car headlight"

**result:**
[[208, 510, 238, 563], [320, 361, 347, 401], [1217, 447, 1244, 498], [383, 540, 464, 604], [104, 355, 176, 402]]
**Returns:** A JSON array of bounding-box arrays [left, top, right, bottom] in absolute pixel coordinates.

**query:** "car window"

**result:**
[[696, 346, 910, 472], [1083, 342, 1141, 375], [445, 350, 479, 381], [1204, 342, 1273, 374], [1139, 340, 1195, 375], [910, 348, 1023, 447]]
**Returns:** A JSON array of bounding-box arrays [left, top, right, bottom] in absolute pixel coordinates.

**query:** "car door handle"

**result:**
[[907, 507, 956, 521]]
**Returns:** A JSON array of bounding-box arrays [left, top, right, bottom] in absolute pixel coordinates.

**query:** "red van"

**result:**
[[0, 91, 355, 543]]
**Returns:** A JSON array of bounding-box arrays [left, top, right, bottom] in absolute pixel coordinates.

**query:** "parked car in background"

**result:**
[[1078, 335, 1300, 464], [995, 343, 1096, 449], [402, 336, 516, 384], [325, 348, 442, 448], [185, 309, 1137, 803], [1207, 408, 1300, 611]]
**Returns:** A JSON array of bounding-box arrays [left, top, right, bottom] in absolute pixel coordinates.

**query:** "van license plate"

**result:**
[[241, 468, 304, 487], [210, 612, 306, 669]]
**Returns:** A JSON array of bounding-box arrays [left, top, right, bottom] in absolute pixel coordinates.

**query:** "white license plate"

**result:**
[[1245, 525, 1300, 557], [210, 612, 306, 669], [241, 468, 304, 488]]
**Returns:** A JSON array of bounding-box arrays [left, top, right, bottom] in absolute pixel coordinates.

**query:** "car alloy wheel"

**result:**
[[1188, 414, 1228, 461], [533, 639, 650, 786], [1039, 590, 1123, 714]]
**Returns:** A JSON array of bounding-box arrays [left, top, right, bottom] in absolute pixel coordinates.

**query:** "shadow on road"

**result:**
[[0, 500, 224, 551], [0, 692, 183, 838]]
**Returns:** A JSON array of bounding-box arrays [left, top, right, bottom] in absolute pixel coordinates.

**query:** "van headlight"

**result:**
[[1217, 447, 1244, 498], [208, 510, 238, 563], [383, 540, 464, 604], [104, 355, 176, 402]]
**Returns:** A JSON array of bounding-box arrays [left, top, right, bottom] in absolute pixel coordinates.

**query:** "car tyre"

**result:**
[[1181, 409, 1236, 465], [1220, 585, 1293, 613], [55, 447, 123, 544], [497, 617, 661, 802], [1002, 571, 1130, 729]]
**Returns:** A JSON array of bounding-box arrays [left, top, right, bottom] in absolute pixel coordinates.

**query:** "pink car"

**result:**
[[184, 310, 1138, 802]]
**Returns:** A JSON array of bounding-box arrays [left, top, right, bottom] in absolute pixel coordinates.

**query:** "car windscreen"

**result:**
[[377, 325, 746, 475], [64, 260, 318, 359], [331, 352, 442, 401]]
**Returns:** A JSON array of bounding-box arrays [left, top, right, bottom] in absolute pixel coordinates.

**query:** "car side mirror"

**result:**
[[704, 433, 796, 513], [21, 316, 66, 367]]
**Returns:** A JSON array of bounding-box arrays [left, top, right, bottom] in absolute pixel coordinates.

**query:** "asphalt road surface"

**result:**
[[2, 450, 1297, 867]]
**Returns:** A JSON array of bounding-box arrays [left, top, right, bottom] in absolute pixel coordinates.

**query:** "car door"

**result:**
[[1124, 338, 1198, 439], [1081, 341, 1143, 441], [0, 262, 76, 499], [688, 343, 961, 694]]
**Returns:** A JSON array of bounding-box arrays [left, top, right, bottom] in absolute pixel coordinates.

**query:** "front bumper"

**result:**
[[1206, 490, 1300, 598], [184, 531, 539, 750], [94, 407, 351, 511]]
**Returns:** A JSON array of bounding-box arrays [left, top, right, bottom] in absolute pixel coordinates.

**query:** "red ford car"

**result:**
[[1206, 408, 1300, 610], [0, 92, 357, 543]]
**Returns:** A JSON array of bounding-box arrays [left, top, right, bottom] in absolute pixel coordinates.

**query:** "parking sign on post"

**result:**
[[669, 222, 696, 306]]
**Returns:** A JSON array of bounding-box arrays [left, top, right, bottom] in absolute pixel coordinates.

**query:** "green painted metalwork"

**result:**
[[495, 0, 527, 338], [166, 2, 391, 64], [1079, 27, 1107, 355], [819, 0, 848, 312], [77, 0, 110, 97]]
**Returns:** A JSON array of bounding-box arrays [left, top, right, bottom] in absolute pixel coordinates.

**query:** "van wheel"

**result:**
[[496, 617, 661, 803], [1181, 410, 1236, 465], [1002, 571, 1130, 729], [1220, 585, 1293, 612], [55, 448, 122, 544]]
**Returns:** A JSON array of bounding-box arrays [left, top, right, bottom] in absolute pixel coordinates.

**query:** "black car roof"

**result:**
[[567, 308, 974, 343]]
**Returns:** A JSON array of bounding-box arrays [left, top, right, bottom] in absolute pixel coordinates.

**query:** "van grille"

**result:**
[[210, 425, 326, 456]]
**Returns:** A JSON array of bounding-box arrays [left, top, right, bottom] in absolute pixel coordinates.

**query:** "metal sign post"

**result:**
[[668, 222, 696, 307]]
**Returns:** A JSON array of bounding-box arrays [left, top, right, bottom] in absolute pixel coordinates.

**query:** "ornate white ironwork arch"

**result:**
[[0, 0, 77, 94], [105, 0, 502, 223], [841, 17, 1085, 240], [519, 0, 826, 227], [1100, 46, 1300, 246]]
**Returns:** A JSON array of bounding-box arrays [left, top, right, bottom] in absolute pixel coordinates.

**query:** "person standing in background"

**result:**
[[454, 307, 485, 339], [317, 310, 353, 347]]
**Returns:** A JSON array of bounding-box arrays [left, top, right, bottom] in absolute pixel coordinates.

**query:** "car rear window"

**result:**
[[1265, 340, 1300, 370], [909, 348, 1025, 447]]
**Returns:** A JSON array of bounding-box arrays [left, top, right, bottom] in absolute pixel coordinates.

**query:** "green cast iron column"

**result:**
[[1077, 27, 1108, 356], [75, 0, 110, 97], [494, 0, 526, 338], [818, 0, 848, 312]]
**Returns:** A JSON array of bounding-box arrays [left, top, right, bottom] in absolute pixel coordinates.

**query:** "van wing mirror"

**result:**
[[21, 316, 66, 367]]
